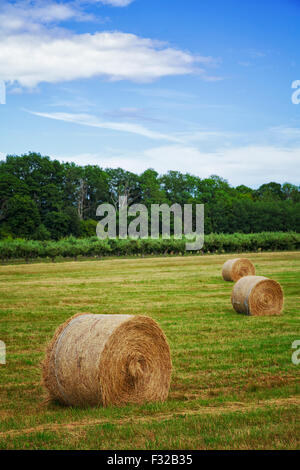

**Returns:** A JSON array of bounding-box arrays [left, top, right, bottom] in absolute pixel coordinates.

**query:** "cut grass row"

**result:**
[[1, 401, 299, 450]]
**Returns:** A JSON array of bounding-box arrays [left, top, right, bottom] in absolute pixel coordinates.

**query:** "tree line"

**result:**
[[0, 152, 299, 240]]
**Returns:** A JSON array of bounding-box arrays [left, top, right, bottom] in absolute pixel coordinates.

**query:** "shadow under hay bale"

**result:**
[[42, 313, 172, 407], [231, 275, 284, 316]]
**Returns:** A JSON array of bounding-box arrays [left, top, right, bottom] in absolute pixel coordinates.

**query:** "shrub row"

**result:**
[[0, 232, 299, 262]]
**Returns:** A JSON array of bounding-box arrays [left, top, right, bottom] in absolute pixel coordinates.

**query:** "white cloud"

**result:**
[[246, 49, 266, 59], [0, 0, 133, 33], [56, 145, 300, 187], [130, 88, 197, 100], [96, 0, 134, 5], [0, 1, 94, 34], [28, 110, 183, 142], [269, 126, 300, 139], [28, 107, 237, 144], [178, 129, 238, 143], [0, 31, 208, 87], [81, 0, 134, 5], [0, 0, 135, 34], [2, 142, 299, 186], [0, 1, 216, 87], [103, 107, 162, 123], [139, 144, 300, 186]]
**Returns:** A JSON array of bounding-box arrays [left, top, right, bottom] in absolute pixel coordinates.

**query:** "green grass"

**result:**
[[0, 251, 299, 449]]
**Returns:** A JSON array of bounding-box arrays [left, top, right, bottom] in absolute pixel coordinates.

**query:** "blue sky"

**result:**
[[0, 0, 300, 187]]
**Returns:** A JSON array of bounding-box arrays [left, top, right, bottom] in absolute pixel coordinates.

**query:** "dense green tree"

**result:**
[[160, 171, 194, 205], [2, 195, 41, 238], [0, 153, 299, 240], [0, 173, 29, 223], [80, 165, 109, 219], [235, 185, 254, 200], [281, 183, 300, 202], [139, 169, 166, 206], [45, 208, 80, 240], [31, 224, 51, 241], [106, 168, 141, 207], [255, 182, 284, 200], [80, 219, 98, 237]]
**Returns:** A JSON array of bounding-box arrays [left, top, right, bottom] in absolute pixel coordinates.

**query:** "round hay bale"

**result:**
[[222, 258, 255, 282], [231, 276, 283, 316], [42, 313, 172, 407]]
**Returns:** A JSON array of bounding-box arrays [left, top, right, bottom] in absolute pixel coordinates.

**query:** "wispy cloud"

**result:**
[[103, 107, 163, 123], [95, 0, 135, 5], [178, 129, 239, 143], [269, 125, 300, 139], [0, 1, 94, 34], [27, 108, 238, 144], [128, 88, 197, 100], [27, 110, 183, 142], [238, 61, 251, 67], [52, 144, 300, 187], [48, 96, 96, 111], [246, 49, 266, 59], [0, 0, 134, 34]]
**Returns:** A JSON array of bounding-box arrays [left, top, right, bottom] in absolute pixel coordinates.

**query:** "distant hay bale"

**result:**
[[42, 313, 172, 407], [222, 258, 255, 282], [231, 276, 283, 316]]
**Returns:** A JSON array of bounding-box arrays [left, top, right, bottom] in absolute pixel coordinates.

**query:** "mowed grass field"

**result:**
[[0, 251, 299, 450]]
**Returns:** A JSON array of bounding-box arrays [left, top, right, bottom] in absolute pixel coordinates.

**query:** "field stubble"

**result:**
[[0, 251, 299, 449]]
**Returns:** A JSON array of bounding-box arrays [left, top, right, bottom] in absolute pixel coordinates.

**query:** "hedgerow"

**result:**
[[0, 232, 299, 262]]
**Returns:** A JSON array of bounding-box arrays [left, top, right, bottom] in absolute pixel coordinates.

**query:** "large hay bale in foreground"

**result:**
[[231, 276, 283, 316], [42, 313, 172, 407], [222, 258, 255, 282]]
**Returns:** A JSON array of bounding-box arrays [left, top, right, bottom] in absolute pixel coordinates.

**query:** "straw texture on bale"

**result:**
[[231, 276, 283, 316], [42, 313, 172, 407], [222, 258, 255, 282]]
